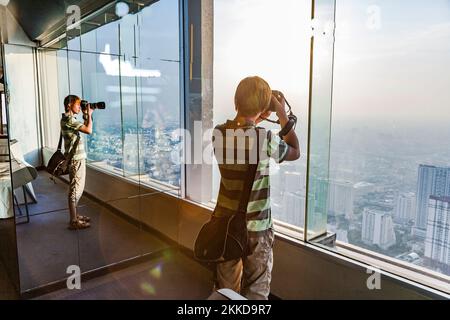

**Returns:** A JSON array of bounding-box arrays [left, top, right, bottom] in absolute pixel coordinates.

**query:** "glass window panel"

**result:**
[[306, 0, 336, 240], [138, 0, 180, 61], [81, 50, 123, 176], [136, 0, 181, 190], [67, 50, 83, 97], [327, 0, 450, 278], [80, 24, 97, 52], [95, 20, 120, 56], [136, 58, 181, 188]]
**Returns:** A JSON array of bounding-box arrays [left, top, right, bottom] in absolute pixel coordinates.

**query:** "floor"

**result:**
[[0, 259, 19, 300], [14, 171, 213, 298], [35, 251, 214, 300]]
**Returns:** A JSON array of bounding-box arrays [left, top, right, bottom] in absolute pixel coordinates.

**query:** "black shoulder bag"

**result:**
[[46, 131, 80, 181], [194, 128, 260, 263]]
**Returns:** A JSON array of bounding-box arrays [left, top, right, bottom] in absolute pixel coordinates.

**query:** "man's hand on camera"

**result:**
[[87, 104, 94, 116], [271, 90, 287, 118], [82, 104, 93, 120]]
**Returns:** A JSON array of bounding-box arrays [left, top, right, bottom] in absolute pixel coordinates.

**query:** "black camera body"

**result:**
[[81, 100, 106, 112], [268, 90, 283, 112]]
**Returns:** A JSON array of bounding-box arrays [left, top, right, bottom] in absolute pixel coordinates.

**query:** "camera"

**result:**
[[267, 90, 283, 112], [81, 100, 106, 112]]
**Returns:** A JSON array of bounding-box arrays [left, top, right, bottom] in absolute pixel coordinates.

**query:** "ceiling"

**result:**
[[6, 0, 157, 44]]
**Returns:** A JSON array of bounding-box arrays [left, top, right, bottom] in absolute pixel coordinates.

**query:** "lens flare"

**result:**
[[150, 265, 162, 279], [140, 282, 156, 295]]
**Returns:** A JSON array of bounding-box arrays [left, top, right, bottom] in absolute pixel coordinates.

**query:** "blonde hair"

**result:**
[[234, 76, 271, 117]]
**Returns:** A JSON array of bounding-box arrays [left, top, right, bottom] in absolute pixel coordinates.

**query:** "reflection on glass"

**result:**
[[3, 0, 182, 294], [4, 44, 81, 292]]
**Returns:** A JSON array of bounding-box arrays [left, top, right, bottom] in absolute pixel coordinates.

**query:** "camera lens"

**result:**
[[92, 102, 106, 109], [80, 100, 106, 110]]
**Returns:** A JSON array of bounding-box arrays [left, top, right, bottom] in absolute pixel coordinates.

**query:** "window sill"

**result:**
[[86, 160, 180, 198], [276, 231, 449, 297], [333, 241, 450, 295]]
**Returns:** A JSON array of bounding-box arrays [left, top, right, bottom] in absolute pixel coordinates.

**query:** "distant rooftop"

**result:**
[[429, 195, 450, 203]]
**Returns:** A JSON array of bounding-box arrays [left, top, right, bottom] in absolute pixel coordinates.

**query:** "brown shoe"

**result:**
[[68, 219, 90, 230]]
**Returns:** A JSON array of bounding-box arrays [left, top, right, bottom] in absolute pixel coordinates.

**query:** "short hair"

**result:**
[[234, 76, 271, 117], [64, 95, 80, 111]]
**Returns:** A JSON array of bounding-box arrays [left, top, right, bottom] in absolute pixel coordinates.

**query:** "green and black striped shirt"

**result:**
[[213, 120, 289, 235], [61, 113, 86, 161]]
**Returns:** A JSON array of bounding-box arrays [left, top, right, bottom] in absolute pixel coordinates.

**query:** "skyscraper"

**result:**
[[285, 191, 305, 227], [362, 207, 396, 250], [394, 192, 416, 224], [424, 196, 450, 275], [415, 165, 450, 231], [327, 180, 354, 220], [123, 132, 142, 175]]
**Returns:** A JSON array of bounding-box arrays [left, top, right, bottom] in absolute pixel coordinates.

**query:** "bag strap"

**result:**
[[67, 132, 81, 161], [57, 131, 63, 151], [237, 127, 261, 215], [58, 129, 81, 159]]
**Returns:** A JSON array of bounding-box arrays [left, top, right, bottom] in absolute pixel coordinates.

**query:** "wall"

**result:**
[[3, 44, 41, 167], [2, 8, 41, 167], [0, 5, 30, 300]]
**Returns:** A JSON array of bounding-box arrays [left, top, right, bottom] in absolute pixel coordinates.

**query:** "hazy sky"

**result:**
[[333, 0, 450, 123]]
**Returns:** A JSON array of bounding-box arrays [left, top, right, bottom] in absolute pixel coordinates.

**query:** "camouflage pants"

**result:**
[[215, 228, 274, 300], [68, 159, 86, 205]]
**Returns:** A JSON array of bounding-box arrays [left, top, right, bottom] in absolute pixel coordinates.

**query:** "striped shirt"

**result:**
[[61, 113, 86, 161], [213, 120, 289, 235]]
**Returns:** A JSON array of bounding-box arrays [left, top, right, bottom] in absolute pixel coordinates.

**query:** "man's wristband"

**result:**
[[278, 115, 297, 138]]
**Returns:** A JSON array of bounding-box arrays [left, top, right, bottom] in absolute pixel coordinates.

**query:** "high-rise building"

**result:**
[[424, 196, 450, 274], [285, 191, 305, 227], [394, 192, 416, 224], [415, 165, 450, 231], [123, 132, 142, 175], [327, 180, 354, 220], [362, 207, 396, 250]]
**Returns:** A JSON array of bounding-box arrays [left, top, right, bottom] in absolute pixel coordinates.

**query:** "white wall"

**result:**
[[39, 50, 64, 150], [4, 44, 41, 167], [1, 7, 41, 167]]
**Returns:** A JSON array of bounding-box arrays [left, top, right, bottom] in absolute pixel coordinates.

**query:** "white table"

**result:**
[[0, 162, 13, 219], [0, 138, 38, 220]]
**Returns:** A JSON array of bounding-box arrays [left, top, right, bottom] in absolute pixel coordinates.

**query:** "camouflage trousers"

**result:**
[[215, 228, 274, 300], [68, 159, 86, 205]]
